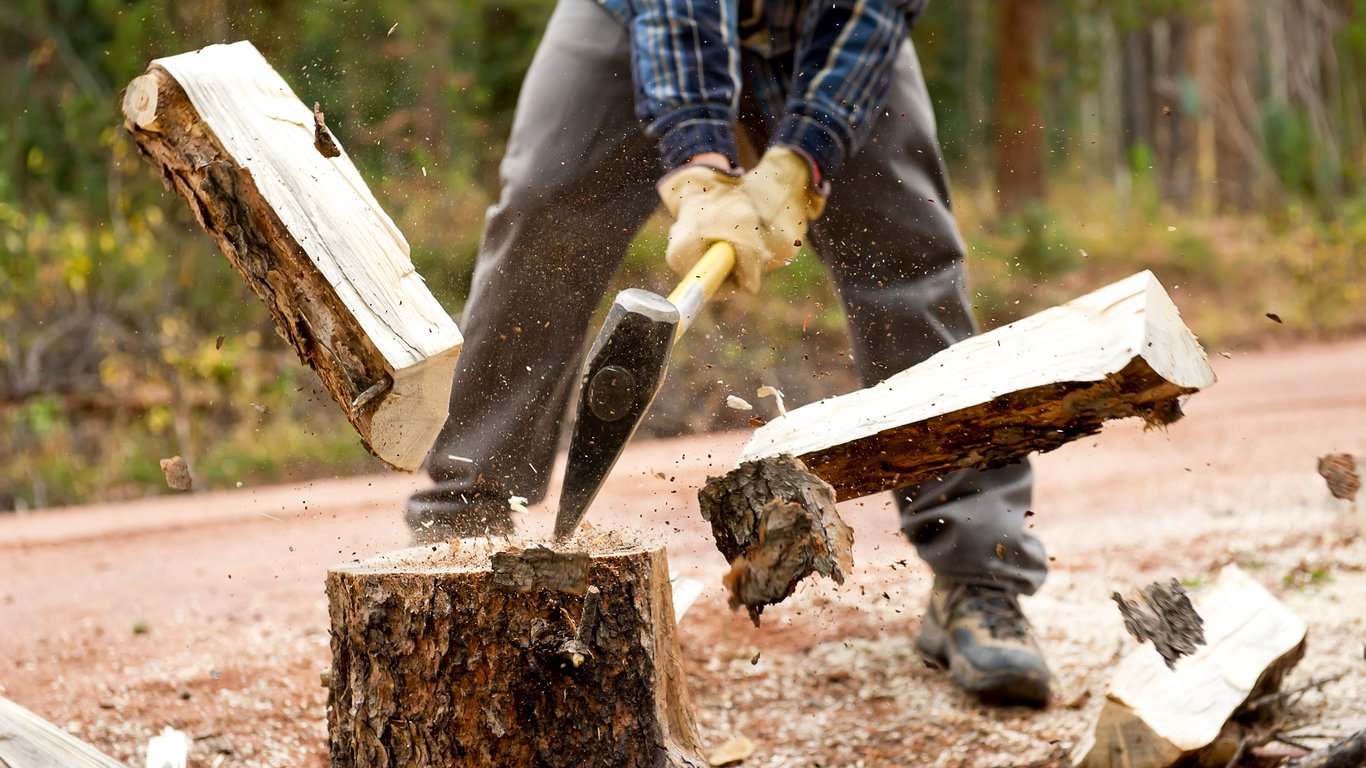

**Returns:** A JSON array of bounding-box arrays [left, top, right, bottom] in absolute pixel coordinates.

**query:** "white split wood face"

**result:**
[[741, 270, 1216, 462]]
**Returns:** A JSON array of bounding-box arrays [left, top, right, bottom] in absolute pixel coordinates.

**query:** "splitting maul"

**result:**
[[552, 242, 736, 541]]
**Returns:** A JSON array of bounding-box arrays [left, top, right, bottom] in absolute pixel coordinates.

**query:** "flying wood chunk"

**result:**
[[698, 454, 852, 625], [121, 41, 461, 471], [1112, 578, 1206, 669], [1074, 565, 1308, 768], [327, 540, 707, 768], [735, 270, 1215, 500]]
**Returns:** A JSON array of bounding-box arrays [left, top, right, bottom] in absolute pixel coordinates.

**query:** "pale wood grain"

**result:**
[[123, 42, 461, 470], [0, 696, 129, 768], [738, 271, 1216, 500]]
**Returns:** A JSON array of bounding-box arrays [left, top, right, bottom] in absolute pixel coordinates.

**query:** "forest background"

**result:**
[[2, 0, 1364, 510]]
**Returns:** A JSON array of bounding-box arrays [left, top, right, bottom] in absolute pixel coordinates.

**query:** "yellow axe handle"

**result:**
[[665, 241, 736, 341]]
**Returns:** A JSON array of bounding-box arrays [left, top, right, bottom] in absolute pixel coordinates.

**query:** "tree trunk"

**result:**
[[1211, 0, 1273, 211], [993, 0, 1048, 215], [326, 540, 707, 768], [121, 42, 462, 471]]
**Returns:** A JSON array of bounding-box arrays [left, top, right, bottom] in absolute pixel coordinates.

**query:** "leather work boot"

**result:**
[[405, 482, 515, 543], [916, 580, 1051, 707]]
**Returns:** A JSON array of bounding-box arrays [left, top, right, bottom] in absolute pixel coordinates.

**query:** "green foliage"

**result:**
[[1005, 205, 1079, 281]]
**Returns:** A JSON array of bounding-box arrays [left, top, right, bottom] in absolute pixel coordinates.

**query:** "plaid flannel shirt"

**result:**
[[597, 0, 928, 179]]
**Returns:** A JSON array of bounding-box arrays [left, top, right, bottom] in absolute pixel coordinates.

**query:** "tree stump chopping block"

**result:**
[[326, 540, 707, 768]]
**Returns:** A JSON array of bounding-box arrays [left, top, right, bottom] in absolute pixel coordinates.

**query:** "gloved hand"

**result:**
[[657, 164, 769, 293], [738, 145, 826, 275]]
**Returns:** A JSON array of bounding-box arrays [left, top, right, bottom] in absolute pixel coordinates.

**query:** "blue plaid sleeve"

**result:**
[[627, 0, 743, 169], [774, 0, 912, 178]]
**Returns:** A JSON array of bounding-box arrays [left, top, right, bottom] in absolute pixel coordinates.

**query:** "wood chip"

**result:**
[[756, 385, 786, 416], [1112, 578, 1206, 669], [159, 455, 192, 491], [726, 395, 753, 411], [312, 102, 340, 158], [1317, 453, 1360, 501]]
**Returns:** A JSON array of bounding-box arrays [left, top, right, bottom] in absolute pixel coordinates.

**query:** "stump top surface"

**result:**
[[330, 531, 657, 575]]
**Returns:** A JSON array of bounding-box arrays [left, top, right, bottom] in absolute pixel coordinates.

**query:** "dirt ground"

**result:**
[[3, 337, 1366, 767]]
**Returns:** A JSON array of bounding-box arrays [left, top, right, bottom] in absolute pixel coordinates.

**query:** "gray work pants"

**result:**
[[423, 0, 1047, 594]]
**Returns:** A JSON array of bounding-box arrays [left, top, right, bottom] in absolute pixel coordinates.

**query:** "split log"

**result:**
[[697, 454, 852, 624], [734, 270, 1214, 500], [326, 538, 707, 768], [698, 272, 1213, 611], [0, 695, 129, 768], [1073, 565, 1308, 768], [121, 41, 461, 470]]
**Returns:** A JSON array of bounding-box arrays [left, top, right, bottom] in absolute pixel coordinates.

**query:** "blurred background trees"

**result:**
[[3, 0, 1365, 509]]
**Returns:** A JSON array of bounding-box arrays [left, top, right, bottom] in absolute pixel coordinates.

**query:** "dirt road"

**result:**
[[3, 338, 1365, 767]]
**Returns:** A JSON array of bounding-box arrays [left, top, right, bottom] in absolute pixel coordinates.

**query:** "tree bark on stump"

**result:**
[[326, 540, 707, 768]]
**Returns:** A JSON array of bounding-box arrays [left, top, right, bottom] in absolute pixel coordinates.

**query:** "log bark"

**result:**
[[697, 454, 852, 624], [1111, 578, 1206, 670], [735, 271, 1215, 501], [327, 540, 707, 768], [1074, 565, 1308, 768], [121, 41, 461, 471]]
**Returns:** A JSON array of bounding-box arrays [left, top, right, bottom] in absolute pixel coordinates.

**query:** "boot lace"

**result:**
[[950, 584, 1028, 641]]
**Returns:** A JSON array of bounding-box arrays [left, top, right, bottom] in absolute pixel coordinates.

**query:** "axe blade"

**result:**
[[554, 289, 679, 541]]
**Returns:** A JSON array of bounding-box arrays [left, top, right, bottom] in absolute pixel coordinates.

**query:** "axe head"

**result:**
[[553, 289, 679, 541]]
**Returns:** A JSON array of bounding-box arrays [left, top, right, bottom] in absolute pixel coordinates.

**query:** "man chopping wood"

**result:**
[[406, 0, 1051, 706]]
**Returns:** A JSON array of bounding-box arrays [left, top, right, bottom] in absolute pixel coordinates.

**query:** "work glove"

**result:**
[[738, 146, 827, 275], [658, 165, 769, 293]]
